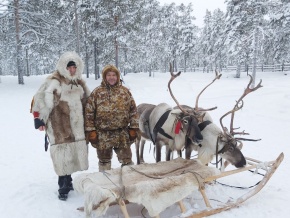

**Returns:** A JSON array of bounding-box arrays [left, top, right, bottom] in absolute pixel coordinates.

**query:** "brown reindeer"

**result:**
[[135, 103, 156, 164]]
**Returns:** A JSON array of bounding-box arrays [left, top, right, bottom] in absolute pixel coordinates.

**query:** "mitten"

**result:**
[[86, 131, 98, 145], [33, 112, 45, 129], [128, 128, 139, 141]]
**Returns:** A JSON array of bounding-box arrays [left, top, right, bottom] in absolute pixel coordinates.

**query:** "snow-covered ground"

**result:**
[[0, 70, 289, 218]]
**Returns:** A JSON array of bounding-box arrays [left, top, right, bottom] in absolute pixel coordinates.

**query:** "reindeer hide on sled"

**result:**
[[74, 158, 220, 217]]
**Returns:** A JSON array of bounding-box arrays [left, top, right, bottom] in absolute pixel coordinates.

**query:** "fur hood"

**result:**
[[56, 51, 84, 80], [101, 65, 121, 87]]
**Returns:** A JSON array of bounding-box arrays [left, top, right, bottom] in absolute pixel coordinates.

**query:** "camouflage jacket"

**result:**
[[85, 82, 139, 131]]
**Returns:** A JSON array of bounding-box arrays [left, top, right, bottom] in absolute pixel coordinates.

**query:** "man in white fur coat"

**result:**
[[31, 51, 90, 200]]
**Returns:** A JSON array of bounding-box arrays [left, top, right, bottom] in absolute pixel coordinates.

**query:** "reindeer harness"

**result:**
[[151, 110, 173, 144]]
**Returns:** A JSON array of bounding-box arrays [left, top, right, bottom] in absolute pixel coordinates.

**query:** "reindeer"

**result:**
[[173, 75, 263, 168], [135, 103, 156, 164], [135, 64, 211, 164], [135, 102, 203, 164]]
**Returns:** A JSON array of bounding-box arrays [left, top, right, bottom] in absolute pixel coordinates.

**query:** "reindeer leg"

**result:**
[[178, 150, 182, 158], [185, 147, 192, 159], [156, 142, 162, 162], [166, 147, 171, 161], [135, 138, 140, 165], [140, 139, 145, 163]]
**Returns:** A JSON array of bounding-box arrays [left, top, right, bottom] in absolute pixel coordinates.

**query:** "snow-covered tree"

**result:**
[[224, 0, 268, 83], [198, 9, 226, 72], [175, 3, 198, 72], [269, 0, 290, 63]]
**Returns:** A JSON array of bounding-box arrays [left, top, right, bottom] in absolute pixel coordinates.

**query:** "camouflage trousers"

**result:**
[[93, 128, 133, 166]]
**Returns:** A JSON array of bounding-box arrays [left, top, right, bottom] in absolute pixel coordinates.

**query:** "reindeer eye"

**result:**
[[183, 120, 188, 124], [229, 146, 234, 152]]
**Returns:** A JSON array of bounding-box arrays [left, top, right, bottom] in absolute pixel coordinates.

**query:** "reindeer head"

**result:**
[[168, 65, 224, 148], [174, 112, 203, 144], [217, 129, 246, 168], [219, 75, 263, 168], [168, 64, 203, 144]]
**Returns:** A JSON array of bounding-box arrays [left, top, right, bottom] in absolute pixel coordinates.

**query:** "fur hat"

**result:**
[[56, 51, 84, 80], [101, 65, 121, 85]]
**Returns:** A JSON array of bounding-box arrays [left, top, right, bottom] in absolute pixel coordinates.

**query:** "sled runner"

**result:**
[[74, 152, 283, 218]]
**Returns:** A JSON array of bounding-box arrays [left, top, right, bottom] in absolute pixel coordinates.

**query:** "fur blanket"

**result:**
[[74, 158, 220, 217]]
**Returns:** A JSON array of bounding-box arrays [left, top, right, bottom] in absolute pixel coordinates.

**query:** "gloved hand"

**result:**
[[33, 111, 45, 130], [128, 128, 139, 141], [86, 131, 98, 145]]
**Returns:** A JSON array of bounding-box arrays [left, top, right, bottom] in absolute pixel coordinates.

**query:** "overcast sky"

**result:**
[[158, 0, 226, 27]]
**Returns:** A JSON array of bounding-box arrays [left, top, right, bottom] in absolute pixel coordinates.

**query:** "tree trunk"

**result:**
[[84, 24, 89, 78], [251, 6, 260, 88], [148, 64, 152, 77], [124, 48, 127, 75], [74, 0, 80, 54], [26, 48, 29, 76], [114, 16, 118, 68], [235, 60, 241, 78], [94, 39, 100, 80], [184, 53, 187, 73], [14, 0, 24, 84], [251, 25, 258, 88]]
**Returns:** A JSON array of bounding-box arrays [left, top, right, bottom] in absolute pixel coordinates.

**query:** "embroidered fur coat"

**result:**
[[32, 51, 90, 176]]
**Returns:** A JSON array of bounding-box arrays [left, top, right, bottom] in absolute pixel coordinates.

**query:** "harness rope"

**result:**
[[127, 165, 206, 190], [102, 171, 126, 202]]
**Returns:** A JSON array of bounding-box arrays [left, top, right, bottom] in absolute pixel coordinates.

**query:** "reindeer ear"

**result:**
[[219, 135, 227, 143], [197, 112, 205, 123], [177, 112, 185, 120], [185, 109, 192, 114]]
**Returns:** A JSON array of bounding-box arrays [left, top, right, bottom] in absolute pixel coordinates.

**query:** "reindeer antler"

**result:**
[[230, 75, 263, 134], [220, 75, 263, 141], [195, 69, 222, 112], [219, 100, 244, 133], [168, 63, 189, 115]]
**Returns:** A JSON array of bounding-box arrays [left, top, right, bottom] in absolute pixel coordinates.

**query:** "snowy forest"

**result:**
[[0, 0, 290, 84]]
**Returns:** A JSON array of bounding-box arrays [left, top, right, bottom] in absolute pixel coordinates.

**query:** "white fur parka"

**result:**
[[32, 51, 90, 176]]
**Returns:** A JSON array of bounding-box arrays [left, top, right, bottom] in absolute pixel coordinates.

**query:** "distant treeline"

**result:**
[[0, 0, 289, 83]]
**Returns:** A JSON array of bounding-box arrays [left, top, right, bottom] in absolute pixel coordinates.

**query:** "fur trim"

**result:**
[[56, 51, 84, 81], [78, 79, 91, 97], [32, 76, 61, 123], [101, 65, 121, 86], [50, 140, 88, 176]]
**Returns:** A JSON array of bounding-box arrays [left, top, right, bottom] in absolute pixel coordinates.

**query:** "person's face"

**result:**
[[106, 71, 118, 86], [66, 66, 77, 76]]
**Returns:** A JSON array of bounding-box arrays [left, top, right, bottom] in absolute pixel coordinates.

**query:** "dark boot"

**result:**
[[67, 175, 73, 191], [58, 193, 68, 201], [58, 175, 70, 201]]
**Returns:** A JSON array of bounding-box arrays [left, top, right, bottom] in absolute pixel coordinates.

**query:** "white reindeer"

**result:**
[[183, 75, 263, 168]]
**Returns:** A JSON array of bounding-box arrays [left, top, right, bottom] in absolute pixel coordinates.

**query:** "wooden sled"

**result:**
[[75, 153, 283, 218], [187, 152, 284, 217]]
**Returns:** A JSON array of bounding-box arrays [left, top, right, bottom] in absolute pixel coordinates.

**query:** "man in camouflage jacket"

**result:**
[[85, 65, 139, 171]]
